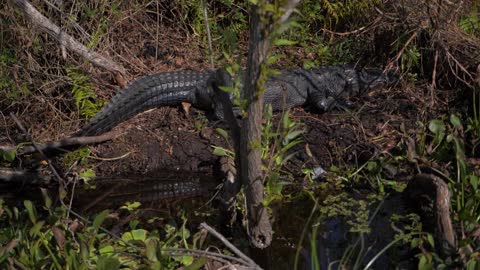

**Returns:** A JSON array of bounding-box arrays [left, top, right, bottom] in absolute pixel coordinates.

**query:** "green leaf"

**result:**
[[0, 149, 16, 162], [122, 229, 147, 242], [145, 239, 158, 262], [99, 245, 114, 255], [215, 128, 229, 140], [218, 86, 235, 93], [212, 146, 234, 157], [418, 254, 433, 270], [93, 210, 110, 231], [212, 147, 227, 156], [366, 161, 378, 172], [410, 238, 421, 248], [274, 39, 297, 46], [29, 221, 45, 236], [426, 233, 435, 248], [466, 259, 478, 270], [264, 104, 273, 119], [284, 129, 304, 143], [428, 119, 445, 135], [41, 189, 52, 209], [469, 175, 479, 190], [120, 201, 141, 212], [24, 200, 36, 223], [450, 114, 462, 128], [97, 255, 120, 270], [131, 229, 147, 241], [428, 119, 445, 144], [267, 54, 283, 65], [184, 257, 207, 270], [181, 255, 193, 266], [282, 110, 291, 129], [79, 168, 96, 183]]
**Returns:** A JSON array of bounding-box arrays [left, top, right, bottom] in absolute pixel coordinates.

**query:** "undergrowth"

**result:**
[[0, 197, 210, 269], [66, 67, 105, 119]]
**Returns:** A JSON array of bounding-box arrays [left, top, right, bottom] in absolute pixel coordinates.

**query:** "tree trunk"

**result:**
[[240, 5, 273, 249]]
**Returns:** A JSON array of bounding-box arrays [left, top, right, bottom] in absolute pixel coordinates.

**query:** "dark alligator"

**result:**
[[76, 65, 397, 136]]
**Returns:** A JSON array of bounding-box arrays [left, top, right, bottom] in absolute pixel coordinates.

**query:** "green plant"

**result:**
[[459, 4, 480, 35], [63, 147, 92, 167], [422, 115, 479, 224], [409, 115, 480, 267], [0, 48, 30, 102], [262, 106, 305, 205], [66, 67, 105, 119], [467, 87, 480, 146], [0, 197, 212, 269], [391, 31, 421, 81]]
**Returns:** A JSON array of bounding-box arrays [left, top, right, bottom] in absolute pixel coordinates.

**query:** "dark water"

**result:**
[[1, 171, 415, 269], [258, 194, 415, 270]]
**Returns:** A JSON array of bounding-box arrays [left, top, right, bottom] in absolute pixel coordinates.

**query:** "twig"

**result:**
[[155, 0, 160, 60], [321, 16, 381, 36], [431, 49, 439, 106], [8, 0, 126, 77], [10, 113, 64, 183], [388, 31, 418, 69], [41, 0, 91, 39], [278, 0, 301, 24], [444, 48, 474, 87], [202, 0, 215, 69], [200, 222, 261, 269], [87, 151, 131, 161]]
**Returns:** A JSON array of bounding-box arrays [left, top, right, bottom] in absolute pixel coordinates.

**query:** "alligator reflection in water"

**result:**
[[74, 171, 219, 212]]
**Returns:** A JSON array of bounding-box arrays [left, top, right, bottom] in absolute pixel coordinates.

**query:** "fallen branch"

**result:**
[[0, 167, 51, 184], [9, 0, 126, 85], [200, 222, 262, 269], [0, 130, 122, 156]]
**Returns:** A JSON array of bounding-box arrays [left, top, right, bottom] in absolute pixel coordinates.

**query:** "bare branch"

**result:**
[[8, 0, 126, 77], [278, 0, 301, 24], [0, 130, 122, 155]]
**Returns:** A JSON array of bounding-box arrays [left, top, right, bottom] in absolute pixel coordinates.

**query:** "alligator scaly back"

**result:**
[[76, 71, 212, 136]]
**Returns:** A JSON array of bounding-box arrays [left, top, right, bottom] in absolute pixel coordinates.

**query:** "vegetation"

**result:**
[[0, 198, 211, 269], [0, 0, 479, 269]]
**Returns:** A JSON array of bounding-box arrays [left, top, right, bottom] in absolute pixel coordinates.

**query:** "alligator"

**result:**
[[76, 65, 397, 136]]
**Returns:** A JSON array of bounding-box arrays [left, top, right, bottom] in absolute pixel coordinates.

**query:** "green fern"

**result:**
[[66, 67, 105, 119], [459, 5, 480, 35]]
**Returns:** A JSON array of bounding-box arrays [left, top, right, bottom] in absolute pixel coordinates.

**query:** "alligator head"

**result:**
[[358, 69, 399, 93]]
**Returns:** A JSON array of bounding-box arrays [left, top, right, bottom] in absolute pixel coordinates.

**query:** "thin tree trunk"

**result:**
[[240, 5, 273, 249], [239, 0, 301, 249]]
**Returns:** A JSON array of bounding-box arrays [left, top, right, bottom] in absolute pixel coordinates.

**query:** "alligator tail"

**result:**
[[76, 71, 211, 136]]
